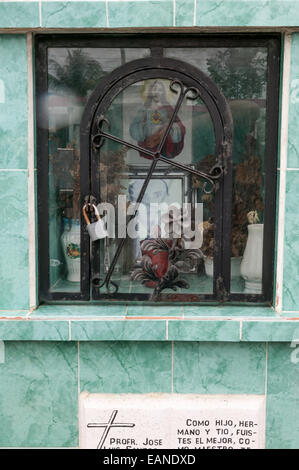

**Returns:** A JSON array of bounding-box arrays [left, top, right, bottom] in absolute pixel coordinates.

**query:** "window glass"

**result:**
[[165, 47, 267, 294], [38, 37, 278, 303], [47, 48, 150, 292]]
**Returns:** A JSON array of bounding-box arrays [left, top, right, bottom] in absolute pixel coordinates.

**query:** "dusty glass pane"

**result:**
[[166, 47, 267, 295], [94, 79, 215, 298], [47, 48, 150, 292]]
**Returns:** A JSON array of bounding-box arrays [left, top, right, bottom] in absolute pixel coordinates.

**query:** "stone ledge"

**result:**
[[0, 306, 298, 341]]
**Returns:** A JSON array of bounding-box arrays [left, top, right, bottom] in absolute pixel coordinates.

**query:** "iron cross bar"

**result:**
[[91, 80, 224, 294]]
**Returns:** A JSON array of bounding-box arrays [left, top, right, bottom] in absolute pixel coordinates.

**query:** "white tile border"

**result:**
[[27, 32, 37, 310], [173, 0, 176, 27], [275, 32, 292, 314]]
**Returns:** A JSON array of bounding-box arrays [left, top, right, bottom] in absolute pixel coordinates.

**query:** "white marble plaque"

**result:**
[[79, 392, 265, 449]]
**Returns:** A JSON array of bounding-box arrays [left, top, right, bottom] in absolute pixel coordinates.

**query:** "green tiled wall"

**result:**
[[0, 0, 298, 451], [196, 0, 299, 27], [0, 171, 29, 309], [0, 35, 28, 170], [0, 0, 299, 28], [282, 33, 299, 312], [282, 172, 299, 311], [173, 342, 266, 394], [0, 34, 30, 310], [107, 1, 173, 28], [80, 341, 172, 393], [0, 341, 298, 448], [266, 343, 299, 449], [0, 342, 78, 447], [0, 2, 40, 28], [42, 1, 106, 28]]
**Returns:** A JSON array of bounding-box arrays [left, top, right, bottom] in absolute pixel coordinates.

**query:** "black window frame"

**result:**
[[35, 32, 280, 305]]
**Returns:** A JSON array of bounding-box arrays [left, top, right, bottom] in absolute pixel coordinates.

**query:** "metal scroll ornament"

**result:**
[[91, 79, 225, 299]]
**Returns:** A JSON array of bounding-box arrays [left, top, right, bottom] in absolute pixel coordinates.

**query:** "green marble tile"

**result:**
[[32, 303, 127, 318], [0, 171, 29, 310], [168, 320, 240, 341], [0, 2, 40, 28], [80, 341, 172, 393], [282, 171, 299, 311], [71, 319, 166, 341], [242, 320, 299, 342], [0, 310, 29, 318], [266, 343, 299, 448], [0, 320, 69, 340], [173, 342, 266, 394], [183, 305, 276, 317], [0, 342, 78, 447], [196, 0, 299, 27], [126, 304, 182, 317], [108, 1, 173, 28], [288, 33, 299, 168], [0, 35, 28, 170], [42, 1, 106, 28], [175, 0, 194, 26]]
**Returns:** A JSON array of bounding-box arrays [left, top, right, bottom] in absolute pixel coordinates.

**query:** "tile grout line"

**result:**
[[39, 0, 42, 28], [77, 340, 81, 448], [193, 0, 197, 26], [173, 0, 176, 27], [264, 342, 268, 448], [105, 0, 109, 28], [171, 340, 174, 394], [276, 32, 292, 314], [27, 32, 37, 310], [0, 169, 28, 172], [77, 341, 81, 397]]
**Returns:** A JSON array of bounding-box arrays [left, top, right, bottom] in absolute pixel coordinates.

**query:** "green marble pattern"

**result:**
[[108, 1, 173, 27], [175, 0, 194, 26], [168, 319, 240, 341], [173, 341, 266, 394], [182, 305, 277, 317], [0, 310, 28, 318], [0, 320, 69, 340], [288, 33, 299, 168], [196, 0, 299, 27], [126, 304, 183, 317], [31, 304, 127, 318], [42, 1, 106, 28], [0, 2, 40, 28], [266, 343, 299, 448], [0, 171, 29, 310], [282, 171, 299, 311], [0, 342, 78, 447], [242, 320, 299, 341], [80, 341, 172, 393], [71, 319, 166, 341], [0, 35, 28, 170]]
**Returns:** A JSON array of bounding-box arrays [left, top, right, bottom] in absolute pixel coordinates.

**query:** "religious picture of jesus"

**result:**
[[129, 79, 186, 159]]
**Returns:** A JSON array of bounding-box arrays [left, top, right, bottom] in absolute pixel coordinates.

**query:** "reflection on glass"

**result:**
[[47, 48, 150, 292], [95, 78, 216, 297], [166, 46, 267, 295]]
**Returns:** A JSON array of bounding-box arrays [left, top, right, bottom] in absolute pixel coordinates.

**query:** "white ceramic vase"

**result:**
[[61, 218, 81, 282], [204, 256, 242, 278], [240, 223, 264, 294]]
